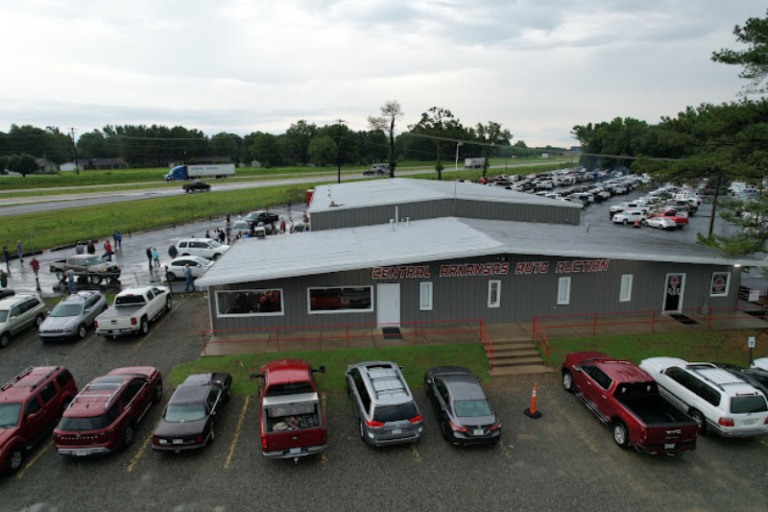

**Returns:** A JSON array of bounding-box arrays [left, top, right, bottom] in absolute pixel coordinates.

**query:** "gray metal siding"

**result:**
[[311, 198, 579, 231], [206, 254, 739, 331]]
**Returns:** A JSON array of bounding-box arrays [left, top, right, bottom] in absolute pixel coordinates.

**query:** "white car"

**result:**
[[645, 217, 677, 230], [612, 210, 646, 225], [162, 256, 213, 281], [752, 358, 768, 372], [640, 357, 768, 437], [176, 238, 230, 260]]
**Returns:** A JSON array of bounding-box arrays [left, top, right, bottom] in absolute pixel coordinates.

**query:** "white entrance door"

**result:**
[[377, 283, 401, 326]]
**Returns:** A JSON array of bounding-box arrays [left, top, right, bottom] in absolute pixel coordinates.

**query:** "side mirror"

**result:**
[[573, 366, 582, 373], [26, 412, 39, 423], [312, 366, 326, 374], [249, 372, 264, 382], [399, 366, 405, 371]]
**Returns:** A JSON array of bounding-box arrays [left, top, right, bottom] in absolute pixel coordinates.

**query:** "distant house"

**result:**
[[60, 162, 83, 172], [250, 160, 262, 168], [84, 158, 127, 170], [35, 158, 59, 173]]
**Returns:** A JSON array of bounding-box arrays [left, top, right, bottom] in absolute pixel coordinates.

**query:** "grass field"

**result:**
[[168, 344, 490, 395]]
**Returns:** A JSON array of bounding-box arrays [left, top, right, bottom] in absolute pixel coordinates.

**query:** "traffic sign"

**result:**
[[748, 336, 756, 348]]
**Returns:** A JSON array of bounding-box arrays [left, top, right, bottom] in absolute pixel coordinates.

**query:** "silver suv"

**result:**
[[0, 293, 47, 348], [39, 291, 107, 342], [346, 361, 424, 446]]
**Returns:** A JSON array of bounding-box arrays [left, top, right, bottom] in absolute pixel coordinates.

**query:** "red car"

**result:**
[[0, 367, 78, 473], [562, 352, 698, 454], [254, 359, 327, 462], [53, 367, 162, 456], [647, 208, 689, 228]]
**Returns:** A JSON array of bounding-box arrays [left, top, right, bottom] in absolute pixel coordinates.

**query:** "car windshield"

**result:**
[[0, 310, 7, 322], [51, 304, 83, 317], [164, 404, 207, 423], [209, 240, 222, 248], [84, 256, 105, 265], [194, 257, 211, 265], [730, 396, 768, 414], [0, 403, 22, 428], [372, 402, 419, 423], [454, 399, 493, 418], [115, 295, 147, 306]]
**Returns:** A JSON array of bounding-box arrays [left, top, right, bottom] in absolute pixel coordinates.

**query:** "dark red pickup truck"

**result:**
[[253, 359, 327, 462], [562, 352, 699, 455]]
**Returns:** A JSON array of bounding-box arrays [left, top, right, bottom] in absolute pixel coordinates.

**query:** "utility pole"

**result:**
[[707, 171, 722, 239], [70, 128, 80, 175], [336, 119, 346, 184]]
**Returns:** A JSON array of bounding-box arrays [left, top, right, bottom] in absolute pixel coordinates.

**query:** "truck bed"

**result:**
[[616, 394, 694, 426]]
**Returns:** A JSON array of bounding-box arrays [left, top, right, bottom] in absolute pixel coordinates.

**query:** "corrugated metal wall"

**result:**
[[206, 254, 738, 332], [311, 199, 580, 231]]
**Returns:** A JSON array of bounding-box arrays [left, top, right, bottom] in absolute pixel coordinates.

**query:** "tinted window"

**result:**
[[51, 304, 83, 317], [0, 403, 22, 428], [25, 396, 41, 416], [372, 402, 418, 423], [454, 400, 493, 418], [731, 396, 768, 414], [435, 379, 450, 404], [39, 382, 57, 404], [217, 290, 283, 315], [265, 382, 313, 397], [59, 411, 116, 432], [121, 380, 145, 405], [206, 391, 218, 411], [697, 384, 721, 406], [178, 242, 188, 248], [309, 287, 372, 312], [115, 295, 147, 305], [146, 290, 155, 301], [56, 370, 73, 388], [164, 404, 207, 423]]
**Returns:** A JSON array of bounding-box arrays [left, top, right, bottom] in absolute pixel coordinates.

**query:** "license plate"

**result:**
[[473, 429, 484, 436], [72, 450, 89, 457], [743, 418, 758, 425], [289, 448, 301, 455], [159, 439, 169, 445], [664, 444, 675, 450], [172, 439, 184, 445], [391, 429, 402, 435]]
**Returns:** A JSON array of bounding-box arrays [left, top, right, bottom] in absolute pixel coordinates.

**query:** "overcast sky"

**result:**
[[1, 0, 764, 147]]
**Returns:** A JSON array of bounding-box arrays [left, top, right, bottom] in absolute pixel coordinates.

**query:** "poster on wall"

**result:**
[[710, 272, 730, 297]]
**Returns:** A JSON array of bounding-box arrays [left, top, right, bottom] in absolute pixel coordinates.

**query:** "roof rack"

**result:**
[[0, 366, 60, 393], [68, 380, 128, 410], [1, 367, 34, 392], [688, 365, 749, 392]]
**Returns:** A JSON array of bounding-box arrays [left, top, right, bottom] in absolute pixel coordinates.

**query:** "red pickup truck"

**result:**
[[646, 208, 689, 228], [253, 359, 327, 462], [562, 352, 698, 455]]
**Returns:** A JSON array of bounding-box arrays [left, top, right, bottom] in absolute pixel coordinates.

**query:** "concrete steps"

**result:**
[[485, 339, 551, 375], [490, 365, 553, 376]]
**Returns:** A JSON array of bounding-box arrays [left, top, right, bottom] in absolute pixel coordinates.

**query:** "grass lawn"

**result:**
[[168, 344, 490, 396], [543, 329, 768, 369]]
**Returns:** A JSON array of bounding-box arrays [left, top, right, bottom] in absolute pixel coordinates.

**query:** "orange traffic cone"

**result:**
[[524, 383, 543, 419]]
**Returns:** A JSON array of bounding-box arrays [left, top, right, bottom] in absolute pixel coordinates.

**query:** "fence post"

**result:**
[[593, 313, 597, 335], [651, 311, 656, 333]]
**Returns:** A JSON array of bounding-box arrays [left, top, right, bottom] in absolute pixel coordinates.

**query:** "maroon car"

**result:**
[[53, 367, 162, 456], [0, 366, 78, 473]]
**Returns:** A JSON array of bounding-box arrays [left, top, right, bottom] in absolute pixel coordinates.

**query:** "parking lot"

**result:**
[[0, 297, 766, 512]]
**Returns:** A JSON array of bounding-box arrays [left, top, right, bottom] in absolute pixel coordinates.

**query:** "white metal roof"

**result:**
[[309, 178, 582, 213], [195, 217, 767, 287]]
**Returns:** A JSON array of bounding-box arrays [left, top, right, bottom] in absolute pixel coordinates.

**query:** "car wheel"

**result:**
[[35, 314, 44, 328], [1, 332, 12, 348], [690, 410, 706, 434], [55, 271, 66, 282], [153, 379, 163, 404], [77, 324, 87, 340], [7, 445, 24, 473], [89, 275, 102, 285], [140, 317, 149, 336], [166, 297, 172, 312], [612, 421, 629, 449], [224, 387, 231, 403], [657, 224, 663, 230], [622, 219, 628, 225], [346, 378, 352, 396], [440, 420, 451, 442], [212, 254, 220, 261], [121, 422, 136, 449], [166, 272, 176, 282], [562, 370, 575, 393]]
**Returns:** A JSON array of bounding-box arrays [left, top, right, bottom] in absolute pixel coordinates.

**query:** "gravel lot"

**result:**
[[0, 297, 766, 512]]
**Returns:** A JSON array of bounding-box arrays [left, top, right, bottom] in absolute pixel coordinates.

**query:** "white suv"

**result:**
[[612, 209, 646, 225], [176, 238, 230, 260], [640, 357, 768, 437]]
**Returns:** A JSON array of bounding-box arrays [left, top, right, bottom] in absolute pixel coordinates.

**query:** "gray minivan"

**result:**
[[0, 293, 47, 347], [346, 361, 424, 446]]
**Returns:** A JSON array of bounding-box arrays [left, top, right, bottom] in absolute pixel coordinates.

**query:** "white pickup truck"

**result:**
[[95, 286, 172, 337]]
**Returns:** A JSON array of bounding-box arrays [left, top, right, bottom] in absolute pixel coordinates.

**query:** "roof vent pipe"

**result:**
[[585, 222, 590, 232], [406, 217, 410, 227], [390, 219, 395, 231], [395, 206, 399, 223]]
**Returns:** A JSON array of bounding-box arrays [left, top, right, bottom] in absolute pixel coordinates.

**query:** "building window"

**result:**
[[557, 277, 571, 305], [216, 290, 283, 317], [620, 274, 633, 302], [308, 286, 373, 314], [488, 280, 501, 308], [420, 282, 433, 311], [710, 272, 731, 297]]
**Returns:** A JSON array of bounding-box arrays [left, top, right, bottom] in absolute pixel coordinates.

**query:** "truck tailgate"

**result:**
[[96, 306, 145, 329], [261, 395, 326, 456], [264, 427, 326, 452]]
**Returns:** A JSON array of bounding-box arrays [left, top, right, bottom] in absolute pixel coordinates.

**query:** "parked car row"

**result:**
[[562, 352, 768, 455], [609, 183, 700, 229]]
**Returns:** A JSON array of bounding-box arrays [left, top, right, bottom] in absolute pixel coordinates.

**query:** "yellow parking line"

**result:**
[[224, 395, 250, 470], [16, 440, 53, 479], [411, 445, 422, 463], [499, 441, 511, 458], [759, 439, 768, 449], [63, 334, 96, 361], [126, 418, 162, 473], [132, 305, 177, 352]]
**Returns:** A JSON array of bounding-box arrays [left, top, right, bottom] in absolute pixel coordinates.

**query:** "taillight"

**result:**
[[764, 417, 768, 425], [718, 417, 735, 427], [365, 419, 385, 428], [195, 435, 204, 444], [450, 421, 469, 433], [131, 317, 137, 326], [152, 437, 160, 445], [261, 437, 267, 449], [409, 415, 423, 424], [489, 422, 502, 432], [639, 426, 647, 442], [94, 320, 99, 328]]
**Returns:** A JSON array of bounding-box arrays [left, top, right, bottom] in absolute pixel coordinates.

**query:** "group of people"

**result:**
[[1, 240, 42, 290]]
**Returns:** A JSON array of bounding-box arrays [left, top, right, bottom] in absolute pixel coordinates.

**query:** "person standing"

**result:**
[[0, 269, 7, 289], [288, 198, 292, 214], [289, 219, 295, 234], [30, 256, 40, 278], [279, 217, 286, 234], [113, 231, 119, 250], [15, 240, 22, 265], [145, 247, 153, 271], [75, 242, 84, 254], [184, 264, 195, 292], [87, 241, 96, 254], [218, 230, 225, 244], [226, 213, 231, 225], [152, 247, 160, 268], [2, 244, 9, 266], [104, 240, 113, 261], [205, 230, 211, 239], [115, 231, 122, 249], [168, 244, 178, 259], [67, 268, 76, 294]]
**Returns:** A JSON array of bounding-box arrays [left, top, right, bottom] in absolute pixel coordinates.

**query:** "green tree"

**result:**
[[307, 136, 337, 167], [284, 120, 317, 165], [209, 133, 240, 162], [0, 155, 8, 174], [475, 121, 512, 177], [712, 9, 768, 94], [409, 107, 465, 180], [77, 130, 109, 159], [8, 153, 38, 177], [368, 100, 404, 177], [250, 133, 283, 168]]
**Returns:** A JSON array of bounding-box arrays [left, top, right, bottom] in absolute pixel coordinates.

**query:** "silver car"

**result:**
[[39, 291, 107, 342], [346, 361, 424, 446], [0, 293, 47, 348], [162, 256, 213, 281]]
